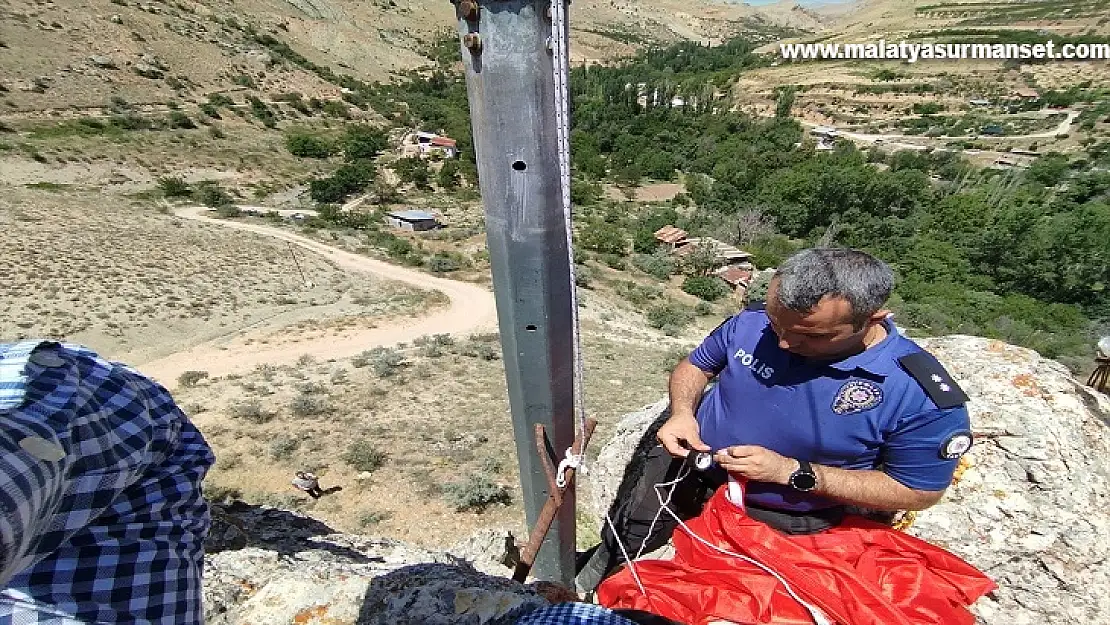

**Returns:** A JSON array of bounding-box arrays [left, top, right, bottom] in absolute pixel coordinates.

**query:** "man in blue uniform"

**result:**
[[577, 247, 973, 593]]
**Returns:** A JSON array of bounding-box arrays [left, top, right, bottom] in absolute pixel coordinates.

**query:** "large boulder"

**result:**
[[586, 336, 1110, 625]]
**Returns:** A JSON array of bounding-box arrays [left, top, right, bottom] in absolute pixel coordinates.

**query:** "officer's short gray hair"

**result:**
[[772, 248, 893, 328]]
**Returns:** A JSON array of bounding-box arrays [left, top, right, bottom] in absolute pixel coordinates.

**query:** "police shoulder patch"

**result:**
[[898, 351, 969, 409], [940, 431, 973, 460], [831, 379, 884, 415]]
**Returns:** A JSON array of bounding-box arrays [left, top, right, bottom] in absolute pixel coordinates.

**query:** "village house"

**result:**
[[654, 226, 755, 296], [385, 209, 440, 232], [399, 130, 458, 159], [653, 225, 688, 251]]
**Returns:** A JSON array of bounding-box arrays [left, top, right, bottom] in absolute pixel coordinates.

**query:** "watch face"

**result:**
[[791, 472, 817, 491]]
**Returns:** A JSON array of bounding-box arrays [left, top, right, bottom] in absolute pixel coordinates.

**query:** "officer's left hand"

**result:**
[[714, 445, 796, 485]]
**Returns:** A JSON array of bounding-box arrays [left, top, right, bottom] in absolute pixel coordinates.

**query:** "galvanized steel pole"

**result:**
[[452, 0, 577, 584]]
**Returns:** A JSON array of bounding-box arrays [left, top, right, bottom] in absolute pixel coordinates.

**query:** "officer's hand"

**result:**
[[714, 445, 795, 485], [656, 414, 710, 458]]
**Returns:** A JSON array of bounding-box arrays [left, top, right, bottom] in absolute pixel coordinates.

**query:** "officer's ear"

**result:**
[[859, 308, 891, 331]]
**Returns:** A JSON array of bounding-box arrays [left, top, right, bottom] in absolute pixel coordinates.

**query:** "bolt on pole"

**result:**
[[452, 0, 577, 585]]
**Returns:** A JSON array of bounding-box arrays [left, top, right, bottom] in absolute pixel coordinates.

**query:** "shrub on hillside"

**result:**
[[362, 347, 404, 377], [167, 111, 196, 129], [427, 253, 462, 273], [574, 264, 596, 288], [289, 393, 327, 417], [682, 275, 729, 302], [228, 399, 272, 424], [647, 303, 692, 336], [308, 161, 375, 203], [177, 370, 208, 387], [269, 436, 300, 460], [204, 484, 242, 503], [633, 253, 675, 281], [158, 176, 191, 198], [286, 132, 335, 158], [194, 182, 233, 208], [343, 439, 388, 472], [442, 473, 511, 512]]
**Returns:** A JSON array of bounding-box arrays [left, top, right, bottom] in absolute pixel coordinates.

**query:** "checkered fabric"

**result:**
[[516, 603, 639, 625], [0, 341, 215, 624]]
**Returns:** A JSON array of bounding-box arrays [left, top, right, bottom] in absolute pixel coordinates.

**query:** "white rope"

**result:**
[[598, 467, 832, 625], [549, 0, 588, 486], [555, 447, 587, 488]]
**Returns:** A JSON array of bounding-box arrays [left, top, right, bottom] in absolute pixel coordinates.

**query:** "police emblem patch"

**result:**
[[940, 432, 973, 460], [831, 380, 884, 415]]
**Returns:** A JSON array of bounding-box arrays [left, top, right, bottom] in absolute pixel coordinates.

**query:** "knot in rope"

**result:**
[[555, 447, 587, 489]]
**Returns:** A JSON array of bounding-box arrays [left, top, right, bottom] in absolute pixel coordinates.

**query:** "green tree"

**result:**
[[343, 125, 388, 161], [579, 219, 628, 256], [437, 160, 460, 189], [309, 161, 376, 203], [286, 133, 335, 158], [1026, 153, 1070, 187], [775, 85, 796, 118]]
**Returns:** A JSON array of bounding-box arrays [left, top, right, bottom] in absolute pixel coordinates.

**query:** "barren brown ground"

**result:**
[[1, 167, 723, 553], [137, 205, 497, 385], [0, 187, 438, 366]]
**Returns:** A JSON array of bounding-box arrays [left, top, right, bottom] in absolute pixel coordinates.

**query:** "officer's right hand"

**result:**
[[657, 413, 710, 458]]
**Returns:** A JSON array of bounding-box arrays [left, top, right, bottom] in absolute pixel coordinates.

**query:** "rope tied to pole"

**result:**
[[549, 0, 589, 489]]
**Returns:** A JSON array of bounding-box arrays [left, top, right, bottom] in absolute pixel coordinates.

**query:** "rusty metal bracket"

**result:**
[[512, 417, 597, 583]]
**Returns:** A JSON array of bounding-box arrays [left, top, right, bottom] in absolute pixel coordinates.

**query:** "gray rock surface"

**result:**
[[448, 527, 522, 577], [88, 55, 117, 69], [585, 336, 1110, 625], [202, 502, 547, 625], [360, 564, 547, 625]]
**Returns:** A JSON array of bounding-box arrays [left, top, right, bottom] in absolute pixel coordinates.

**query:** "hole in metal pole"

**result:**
[[525, 324, 537, 332], [512, 160, 527, 171]]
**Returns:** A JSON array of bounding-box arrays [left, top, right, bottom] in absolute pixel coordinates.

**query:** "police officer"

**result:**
[[577, 248, 973, 593]]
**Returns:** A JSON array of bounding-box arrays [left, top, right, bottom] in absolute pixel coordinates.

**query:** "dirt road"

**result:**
[[801, 109, 1080, 146], [136, 206, 498, 385]]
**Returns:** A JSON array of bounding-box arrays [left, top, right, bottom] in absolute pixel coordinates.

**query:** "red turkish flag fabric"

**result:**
[[597, 489, 995, 625]]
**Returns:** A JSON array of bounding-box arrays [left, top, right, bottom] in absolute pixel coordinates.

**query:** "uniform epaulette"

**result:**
[[897, 351, 969, 409]]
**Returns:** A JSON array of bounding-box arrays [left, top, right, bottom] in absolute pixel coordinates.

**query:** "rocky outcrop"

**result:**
[[203, 502, 544, 625], [585, 336, 1110, 625], [202, 336, 1109, 624]]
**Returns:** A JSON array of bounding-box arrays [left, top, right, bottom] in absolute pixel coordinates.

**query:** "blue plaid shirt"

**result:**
[[0, 341, 215, 624], [516, 603, 639, 625]]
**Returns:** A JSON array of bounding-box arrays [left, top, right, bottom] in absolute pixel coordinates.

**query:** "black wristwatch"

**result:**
[[788, 459, 818, 492]]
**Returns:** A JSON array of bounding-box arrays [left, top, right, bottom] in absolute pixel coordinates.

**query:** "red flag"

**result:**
[[598, 489, 995, 625]]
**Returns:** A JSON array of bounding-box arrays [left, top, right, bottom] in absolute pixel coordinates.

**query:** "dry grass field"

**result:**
[[174, 319, 700, 550], [0, 186, 439, 365]]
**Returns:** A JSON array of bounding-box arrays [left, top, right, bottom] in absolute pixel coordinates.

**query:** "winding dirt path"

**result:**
[[136, 206, 498, 385], [800, 109, 1080, 145]]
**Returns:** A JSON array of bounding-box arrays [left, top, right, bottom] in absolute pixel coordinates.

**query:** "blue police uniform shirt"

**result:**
[[688, 308, 971, 512]]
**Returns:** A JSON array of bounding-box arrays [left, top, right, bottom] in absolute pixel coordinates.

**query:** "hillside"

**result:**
[[0, 0, 823, 117]]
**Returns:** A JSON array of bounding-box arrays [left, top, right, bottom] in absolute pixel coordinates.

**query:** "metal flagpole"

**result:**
[[452, 0, 577, 584]]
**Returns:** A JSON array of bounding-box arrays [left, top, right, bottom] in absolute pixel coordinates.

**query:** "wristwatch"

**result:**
[[788, 459, 818, 492]]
